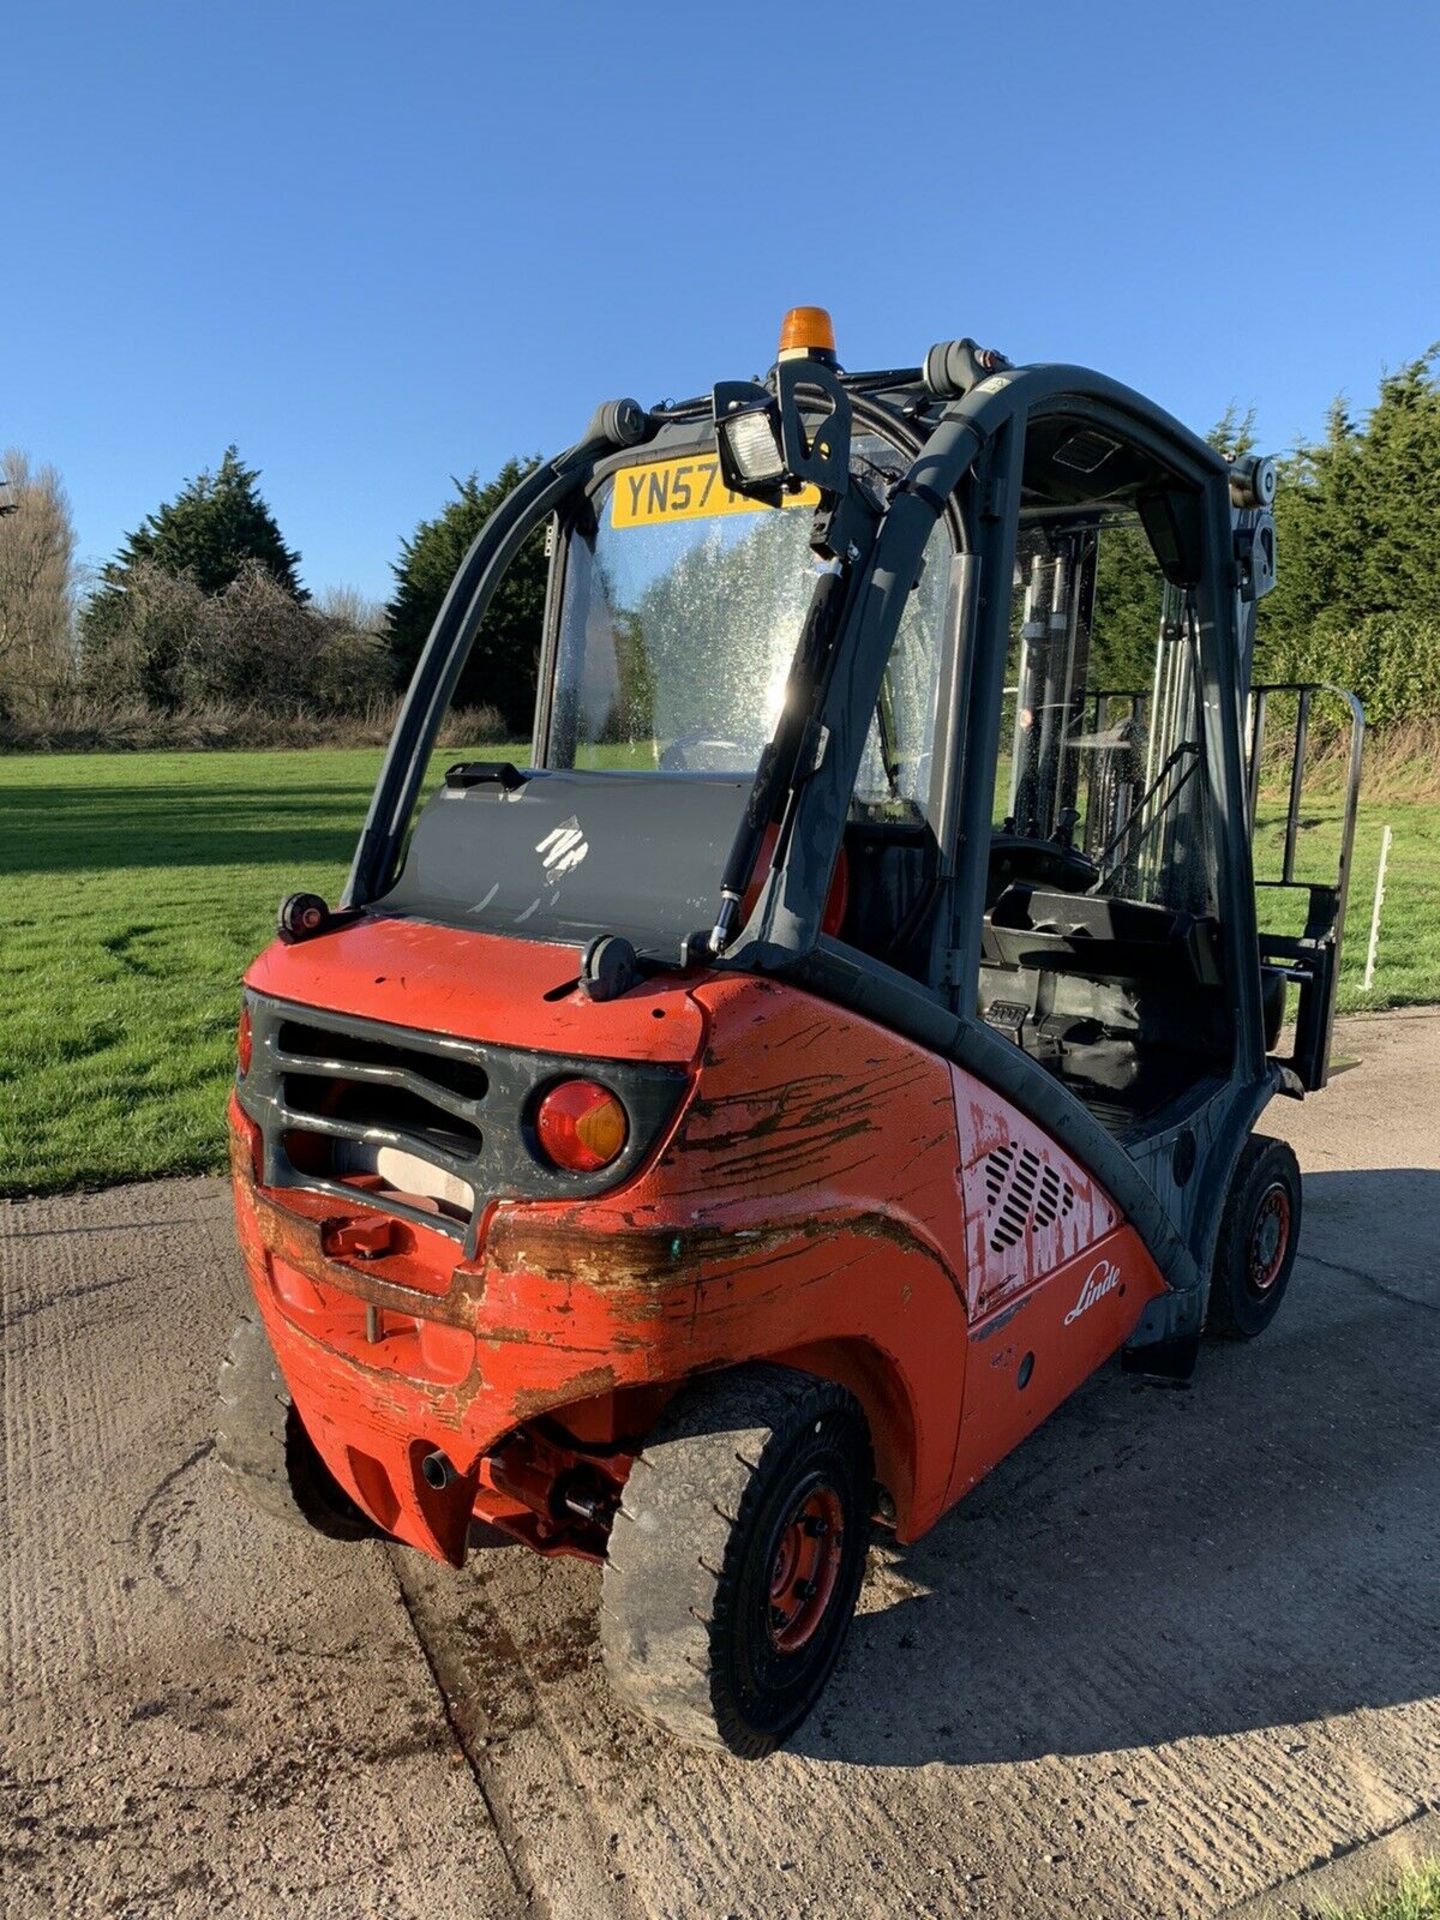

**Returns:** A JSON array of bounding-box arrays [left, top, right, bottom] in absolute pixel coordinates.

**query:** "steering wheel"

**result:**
[[986, 830, 1099, 908], [659, 731, 752, 773]]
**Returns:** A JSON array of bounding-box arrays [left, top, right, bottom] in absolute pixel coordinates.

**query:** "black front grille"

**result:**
[[237, 991, 688, 1251], [276, 1019, 491, 1102], [281, 1071, 484, 1158]]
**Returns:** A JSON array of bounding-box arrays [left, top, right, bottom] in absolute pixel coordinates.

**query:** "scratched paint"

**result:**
[[951, 1066, 1119, 1323], [231, 928, 1170, 1566], [245, 914, 706, 1064]]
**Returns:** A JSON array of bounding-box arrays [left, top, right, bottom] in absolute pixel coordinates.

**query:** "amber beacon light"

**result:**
[[777, 305, 837, 365]]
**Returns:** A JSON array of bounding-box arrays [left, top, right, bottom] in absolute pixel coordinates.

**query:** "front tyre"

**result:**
[[215, 1313, 374, 1540], [601, 1365, 872, 1758], [1206, 1134, 1302, 1340]]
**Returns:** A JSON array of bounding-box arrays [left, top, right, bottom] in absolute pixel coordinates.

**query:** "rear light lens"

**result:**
[[237, 1002, 253, 1077], [533, 1079, 628, 1173]]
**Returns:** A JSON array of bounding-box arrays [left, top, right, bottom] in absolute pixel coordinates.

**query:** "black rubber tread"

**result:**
[[1206, 1133, 1303, 1341], [600, 1363, 872, 1758], [215, 1313, 374, 1540]]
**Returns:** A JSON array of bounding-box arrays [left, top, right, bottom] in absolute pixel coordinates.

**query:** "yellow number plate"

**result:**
[[610, 453, 818, 528]]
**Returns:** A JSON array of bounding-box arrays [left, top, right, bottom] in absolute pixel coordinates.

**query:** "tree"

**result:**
[[79, 559, 391, 717], [1089, 523, 1163, 695], [1207, 404, 1258, 462], [82, 446, 305, 705], [387, 459, 546, 730], [92, 444, 303, 603], [0, 448, 78, 709], [314, 583, 387, 637], [1350, 350, 1440, 617], [1266, 349, 1440, 645], [1258, 347, 1440, 714]]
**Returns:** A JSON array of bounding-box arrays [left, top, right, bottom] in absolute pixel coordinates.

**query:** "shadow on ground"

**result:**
[[0, 782, 365, 875], [793, 1166, 1440, 1767]]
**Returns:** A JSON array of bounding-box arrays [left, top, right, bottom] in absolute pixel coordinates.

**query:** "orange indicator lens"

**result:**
[[535, 1079, 628, 1172]]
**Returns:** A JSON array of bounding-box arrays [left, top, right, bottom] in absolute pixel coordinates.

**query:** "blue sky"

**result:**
[[6, 1, 1437, 603]]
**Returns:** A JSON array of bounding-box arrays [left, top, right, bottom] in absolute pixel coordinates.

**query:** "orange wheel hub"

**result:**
[[1249, 1182, 1291, 1293], [766, 1482, 844, 1652]]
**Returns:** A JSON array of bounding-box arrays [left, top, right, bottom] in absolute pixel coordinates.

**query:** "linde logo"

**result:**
[[536, 817, 589, 876], [1063, 1256, 1122, 1326]]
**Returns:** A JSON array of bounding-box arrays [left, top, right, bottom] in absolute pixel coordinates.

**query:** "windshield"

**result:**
[[381, 430, 956, 958], [547, 436, 954, 824], [547, 456, 820, 774]]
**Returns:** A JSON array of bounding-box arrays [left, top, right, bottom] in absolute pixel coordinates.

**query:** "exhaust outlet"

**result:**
[[420, 1449, 458, 1491]]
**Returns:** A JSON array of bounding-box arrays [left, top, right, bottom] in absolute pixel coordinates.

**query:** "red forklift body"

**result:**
[[234, 916, 1164, 1564], [223, 311, 1359, 1753]]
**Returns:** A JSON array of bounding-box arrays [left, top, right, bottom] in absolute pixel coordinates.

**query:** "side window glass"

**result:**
[[992, 518, 1218, 917], [976, 425, 1232, 1129], [836, 519, 961, 981], [853, 518, 956, 826]]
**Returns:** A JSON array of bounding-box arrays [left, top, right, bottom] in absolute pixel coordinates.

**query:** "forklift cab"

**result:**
[[354, 311, 1359, 1356], [230, 310, 1362, 1756]]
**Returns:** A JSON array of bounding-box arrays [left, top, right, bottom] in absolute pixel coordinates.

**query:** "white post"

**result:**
[[1362, 824, 1392, 994]]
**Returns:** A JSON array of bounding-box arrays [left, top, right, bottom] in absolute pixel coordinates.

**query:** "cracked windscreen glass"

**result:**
[[547, 456, 820, 774], [384, 435, 953, 953], [547, 437, 952, 806]]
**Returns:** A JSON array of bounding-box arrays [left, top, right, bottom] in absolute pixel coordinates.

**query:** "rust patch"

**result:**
[[510, 1364, 619, 1419], [971, 1300, 1023, 1342], [487, 1207, 963, 1300]]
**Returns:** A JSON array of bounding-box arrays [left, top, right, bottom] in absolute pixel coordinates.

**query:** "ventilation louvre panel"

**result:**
[[983, 1142, 1075, 1253]]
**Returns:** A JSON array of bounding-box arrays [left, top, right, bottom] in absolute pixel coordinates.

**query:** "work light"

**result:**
[[713, 309, 854, 512], [717, 399, 787, 490]]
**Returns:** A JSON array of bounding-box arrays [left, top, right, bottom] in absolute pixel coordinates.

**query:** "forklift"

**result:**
[[218, 309, 1363, 1756]]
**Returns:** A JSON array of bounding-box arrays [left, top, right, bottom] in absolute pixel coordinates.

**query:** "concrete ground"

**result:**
[[3, 1010, 1438, 1920]]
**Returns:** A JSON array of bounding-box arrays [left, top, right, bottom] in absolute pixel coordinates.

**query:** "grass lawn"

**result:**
[[1253, 789, 1440, 1011], [1, 747, 1437, 1198], [1324, 1860, 1440, 1920], [0, 750, 380, 1197]]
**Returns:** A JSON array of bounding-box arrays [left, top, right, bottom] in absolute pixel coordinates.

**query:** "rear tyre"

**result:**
[[1206, 1134, 1302, 1340], [600, 1364, 872, 1758], [215, 1313, 374, 1540]]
